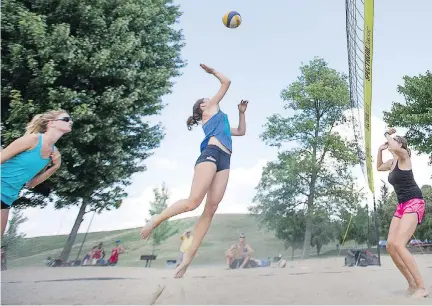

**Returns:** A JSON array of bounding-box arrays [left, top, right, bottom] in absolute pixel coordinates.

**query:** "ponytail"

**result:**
[[187, 116, 198, 130], [186, 98, 204, 131]]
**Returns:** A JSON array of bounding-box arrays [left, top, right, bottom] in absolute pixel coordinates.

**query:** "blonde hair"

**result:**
[[25, 109, 68, 134]]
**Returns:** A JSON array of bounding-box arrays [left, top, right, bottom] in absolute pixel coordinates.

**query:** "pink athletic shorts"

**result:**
[[393, 198, 426, 224]]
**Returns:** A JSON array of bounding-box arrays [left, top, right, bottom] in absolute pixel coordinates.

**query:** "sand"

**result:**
[[1, 255, 431, 305]]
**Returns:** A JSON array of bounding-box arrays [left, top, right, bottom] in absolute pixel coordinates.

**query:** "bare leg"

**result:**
[[386, 217, 417, 295], [174, 169, 229, 278], [1, 208, 10, 238], [225, 253, 234, 268], [140, 162, 217, 239], [392, 213, 428, 298], [239, 255, 251, 268]]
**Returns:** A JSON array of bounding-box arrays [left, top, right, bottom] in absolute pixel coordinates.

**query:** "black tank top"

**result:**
[[388, 160, 423, 204]]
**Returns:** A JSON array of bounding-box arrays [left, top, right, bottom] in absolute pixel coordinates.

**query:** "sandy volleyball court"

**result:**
[[1, 255, 431, 305]]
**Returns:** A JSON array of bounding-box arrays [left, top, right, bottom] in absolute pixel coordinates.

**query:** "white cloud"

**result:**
[[150, 157, 179, 171]]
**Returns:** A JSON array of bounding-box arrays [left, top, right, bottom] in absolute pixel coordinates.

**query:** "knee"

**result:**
[[204, 203, 218, 216], [387, 240, 404, 253], [185, 196, 202, 212], [386, 240, 396, 253]]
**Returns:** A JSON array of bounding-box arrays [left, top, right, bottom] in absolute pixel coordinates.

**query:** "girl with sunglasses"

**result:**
[[1, 109, 73, 237], [377, 127, 428, 298], [140, 64, 248, 278]]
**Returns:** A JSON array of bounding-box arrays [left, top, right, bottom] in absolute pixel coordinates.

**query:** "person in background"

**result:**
[[92, 243, 105, 265], [108, 240, 125, 266], [225, 233, 254, 269], [177, 230, 193, 267]]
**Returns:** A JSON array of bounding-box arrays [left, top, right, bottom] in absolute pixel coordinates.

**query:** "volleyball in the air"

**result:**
[[222, 11, 242, 29]]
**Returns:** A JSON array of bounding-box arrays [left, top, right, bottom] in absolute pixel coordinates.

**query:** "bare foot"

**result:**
[[406, 285, 417, 296], [412, 288, 429, 299], [174, 253, 192, 278], [140, 217, 156, 240]]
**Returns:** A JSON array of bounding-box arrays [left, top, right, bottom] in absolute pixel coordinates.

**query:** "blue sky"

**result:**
[[16, 0, 432, 237]]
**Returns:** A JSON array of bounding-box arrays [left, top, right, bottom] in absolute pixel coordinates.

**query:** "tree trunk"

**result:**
[[59, 201, 87, 262], [302, 212, 313, 259], [291, 247, 295, 261], [317, 243, 322, 256]]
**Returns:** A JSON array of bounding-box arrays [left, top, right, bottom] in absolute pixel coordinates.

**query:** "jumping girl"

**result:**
[[377, 127, 428, 298], [1, 110, 73, 237], [140, 64, 248, 278]]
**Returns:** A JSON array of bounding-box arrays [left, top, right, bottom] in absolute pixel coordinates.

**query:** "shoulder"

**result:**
[[14, 133, 39, 149]]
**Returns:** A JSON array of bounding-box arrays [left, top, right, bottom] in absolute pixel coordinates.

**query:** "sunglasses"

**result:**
[[55, 117, 72, 123]]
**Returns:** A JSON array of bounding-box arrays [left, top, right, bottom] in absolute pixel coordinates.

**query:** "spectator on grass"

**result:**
[[177, 230, 193, 267], [225, 233, 255, 269], [108, 240, 125, 266], [92, 243, 105, 265]]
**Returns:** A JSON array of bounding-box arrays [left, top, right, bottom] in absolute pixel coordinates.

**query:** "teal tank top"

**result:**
[[200, 109, 232, 153], [1, 134, 53, 206]]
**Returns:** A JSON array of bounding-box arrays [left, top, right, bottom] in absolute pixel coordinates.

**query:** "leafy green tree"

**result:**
[[311, 209, 334, 256], [1, 0, 185, 261], [383, 71, 432, 159], [252, 58, 361, 258], [376, 181, 396, 238], [148, 183, 179, 255], [2, 209, 28, 258]]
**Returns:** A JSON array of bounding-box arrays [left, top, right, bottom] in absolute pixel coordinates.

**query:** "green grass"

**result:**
[[7, 214, 350, 269]]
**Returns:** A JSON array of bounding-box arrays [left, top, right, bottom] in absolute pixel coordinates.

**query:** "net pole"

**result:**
[[372, 195, 381, 265], [363, 0, 380, 265]]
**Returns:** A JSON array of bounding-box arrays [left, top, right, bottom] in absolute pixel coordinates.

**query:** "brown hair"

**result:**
[[25, 109, 68, 134], [186, 99, 204, 130], [394, 135, 411, 157]]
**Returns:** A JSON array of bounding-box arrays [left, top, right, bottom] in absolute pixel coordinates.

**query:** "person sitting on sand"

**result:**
[[108, 240, 124, 266], [225, 233, 255, 269]]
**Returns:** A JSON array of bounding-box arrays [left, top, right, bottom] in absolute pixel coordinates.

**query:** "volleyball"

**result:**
[[222, 11, 242, 28]]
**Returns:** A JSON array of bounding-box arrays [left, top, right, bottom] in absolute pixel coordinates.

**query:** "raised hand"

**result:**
[[200, 64, 215, 74], [238, 100, 248, 113]]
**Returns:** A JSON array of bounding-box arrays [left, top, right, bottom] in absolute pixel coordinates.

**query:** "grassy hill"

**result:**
[[7, 214, 342, 268]]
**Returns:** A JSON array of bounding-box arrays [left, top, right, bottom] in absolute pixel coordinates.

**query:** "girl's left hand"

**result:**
[[238, 100, 249, 113]]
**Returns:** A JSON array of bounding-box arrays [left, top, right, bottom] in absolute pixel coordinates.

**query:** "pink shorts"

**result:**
[[393, 198, 426, 224]]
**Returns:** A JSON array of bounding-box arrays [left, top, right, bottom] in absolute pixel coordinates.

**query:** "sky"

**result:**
[[12, 0, 432, 237]]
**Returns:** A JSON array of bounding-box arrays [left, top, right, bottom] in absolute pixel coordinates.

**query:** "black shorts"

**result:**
[[1, 201, 11, 210], [195, 145, 231, 172]]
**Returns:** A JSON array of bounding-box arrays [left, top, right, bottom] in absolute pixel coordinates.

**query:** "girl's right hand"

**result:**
[[200, 64, 215, 74]]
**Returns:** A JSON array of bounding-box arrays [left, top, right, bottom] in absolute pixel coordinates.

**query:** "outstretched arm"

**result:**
[[200, 64, 231, 106], [231, 100, 248, 136], [26, 148, 62, 188]]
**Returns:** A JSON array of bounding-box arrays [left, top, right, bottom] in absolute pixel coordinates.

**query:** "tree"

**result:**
[[2, 209, 28, 257], [376, 180, 396, 238], [311, 209, 334, 256], [148, 183, 178, 255], [1, 0, 185, 261], [276, 213, 306, 260], [251, 58, 361, 258], [383, 71, 432, 159]]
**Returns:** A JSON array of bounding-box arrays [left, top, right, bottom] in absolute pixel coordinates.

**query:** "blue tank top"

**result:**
[[200, 109, 232, 153], [1, 134, 53, 205]]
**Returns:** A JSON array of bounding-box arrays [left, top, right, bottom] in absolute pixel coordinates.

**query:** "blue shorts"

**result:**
[[195, 145, 231, 172]]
